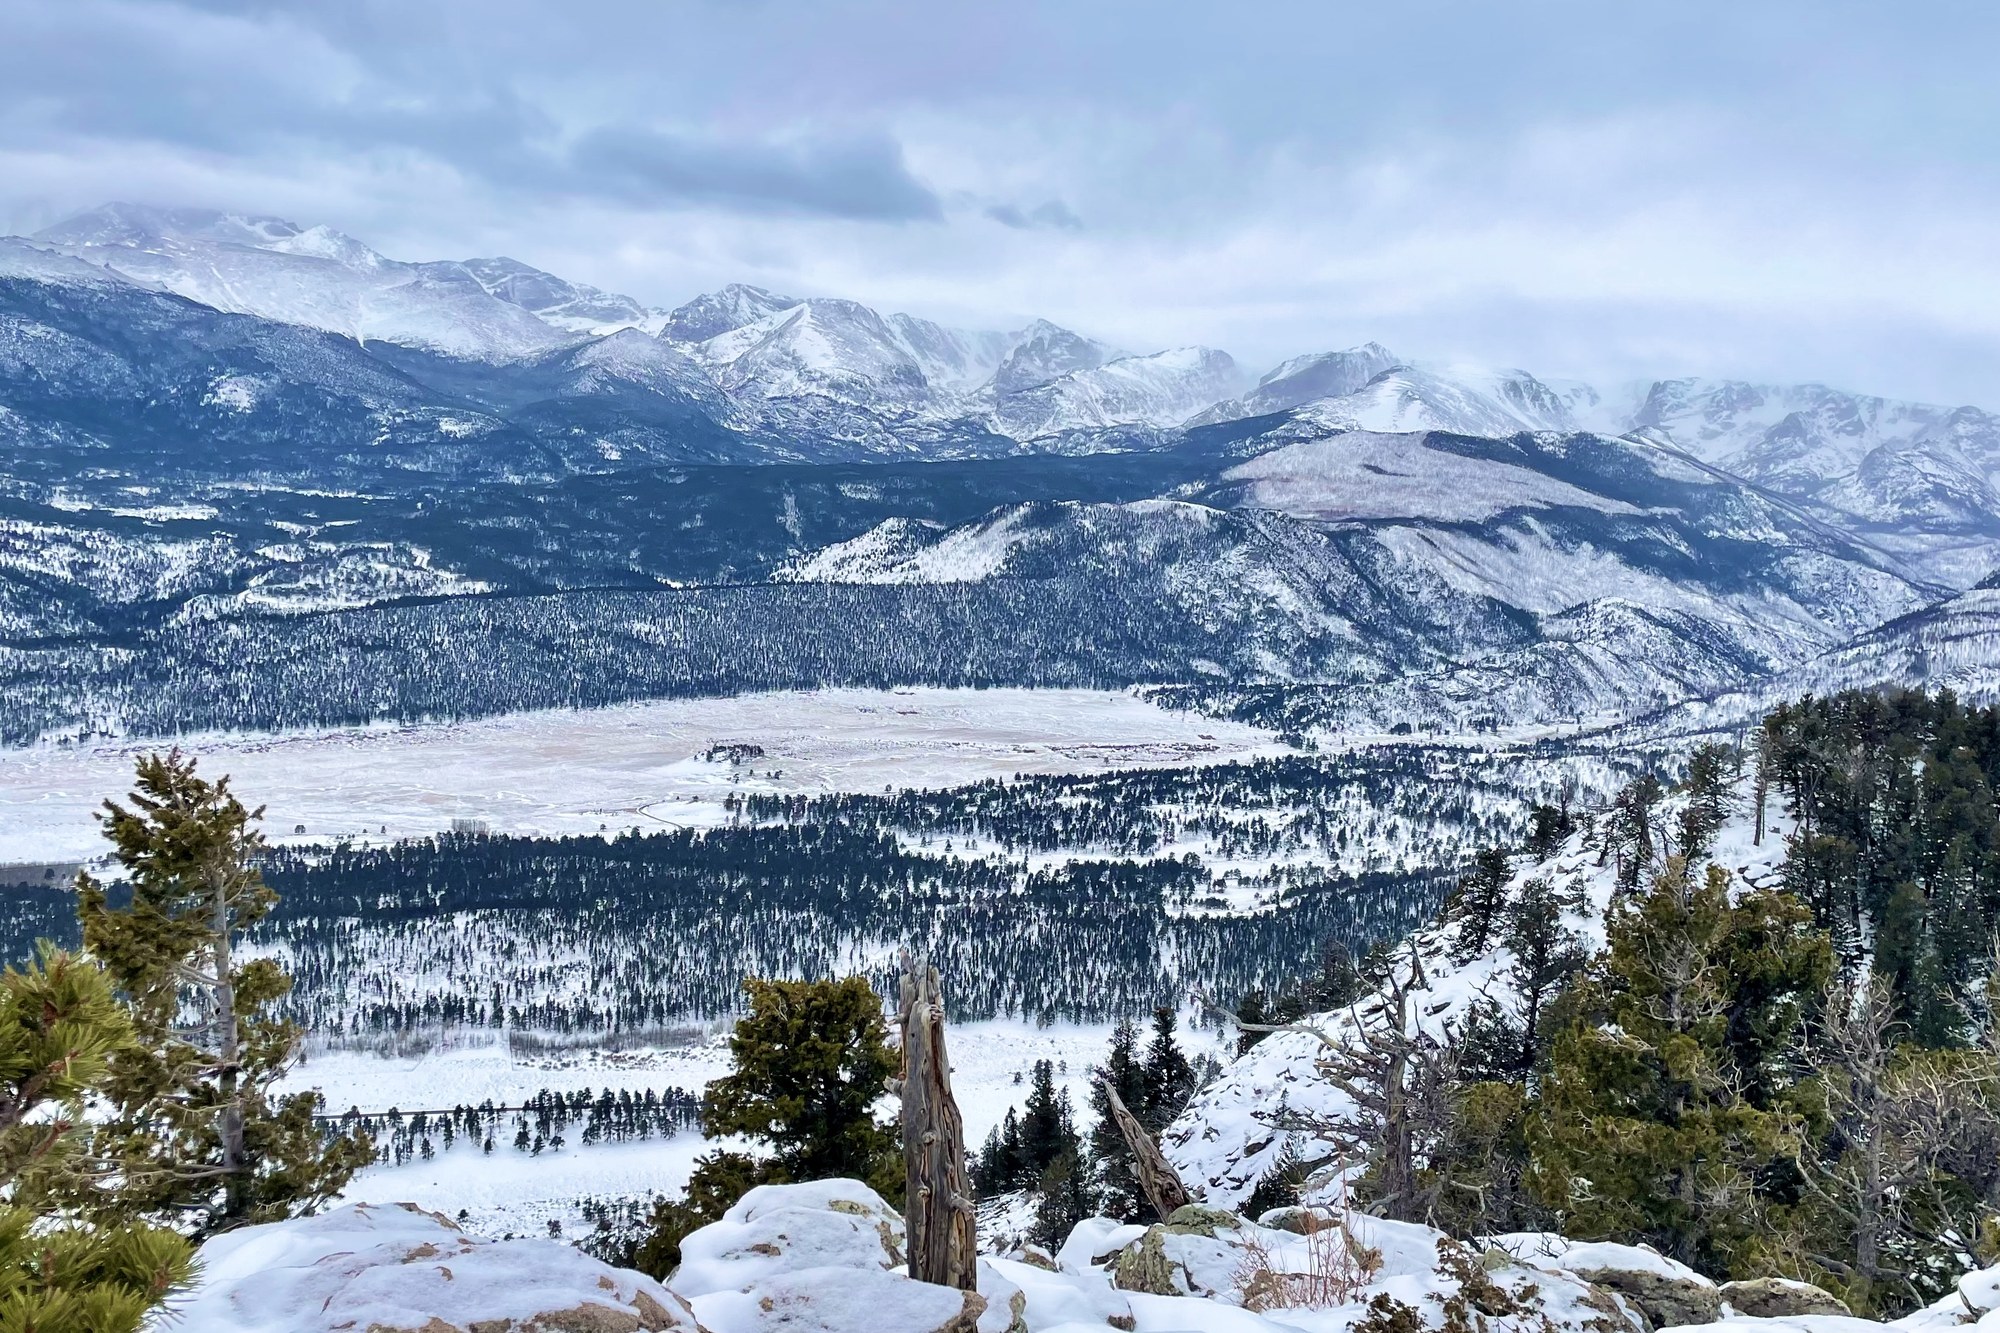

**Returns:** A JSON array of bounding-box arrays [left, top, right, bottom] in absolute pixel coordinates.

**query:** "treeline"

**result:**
[[1762, 688, 2000, 1043], [344, 1086, 701, 1166], [5, 575, 1305, 744], [250, 822, 1445, 1029], [745, 745, 1558, 866]]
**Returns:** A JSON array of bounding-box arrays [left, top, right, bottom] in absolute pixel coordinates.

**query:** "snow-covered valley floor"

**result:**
[[0, 686, 1292, 865], [286, 1018, 1224, 1240]]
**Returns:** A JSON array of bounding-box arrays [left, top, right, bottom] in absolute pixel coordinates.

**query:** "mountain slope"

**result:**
[[34, 203, 585, 358], [1166, 788, 1780, 1206], [994, 347, 1243, 439]]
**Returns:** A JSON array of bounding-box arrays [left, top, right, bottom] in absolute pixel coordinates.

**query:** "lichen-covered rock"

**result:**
[[1256, 1205, 1337, 1235], [1163, 1205, 1244, 1236], [1573, 1267, 1721, 1330], [165, 1201, 696, 1333], [1719, 1278, 1852, 1318], [1111, 1227, 1181, 1296]]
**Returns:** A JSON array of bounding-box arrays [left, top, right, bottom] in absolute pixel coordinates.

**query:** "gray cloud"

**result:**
[[567, 127, 940, 221], [984, 201, 1082, 231], [1, 0, 1997, 404]]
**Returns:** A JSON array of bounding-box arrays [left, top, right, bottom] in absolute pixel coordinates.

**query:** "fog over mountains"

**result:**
[[4, 202, 1998, 744]]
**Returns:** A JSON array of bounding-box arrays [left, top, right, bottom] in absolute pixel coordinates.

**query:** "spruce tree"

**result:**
[[75, 751, 370, 1235], [1450, 848, 1513, 963], [1140, 1007, 1196, 1131], [1019, 1060, 1071, 1183], [0, 947, 196, 1333], [1500, 874, 1589, 1076], [702, 976, 899, 1190], [1602, 773, 1665, 891], [1087, 1019, 1147, 1221], [1528, 861, 1831, 1273]]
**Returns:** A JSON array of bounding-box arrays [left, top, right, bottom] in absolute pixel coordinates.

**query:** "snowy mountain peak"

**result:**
[[25, 202, 578, 359], [37, 201, 312, 251], [661, 283, 804, 344], [1190, 342, 1404, 425], [997, 346, 1244, 438], [992, 319, 1119, 396], [459, 256, 656, 334]]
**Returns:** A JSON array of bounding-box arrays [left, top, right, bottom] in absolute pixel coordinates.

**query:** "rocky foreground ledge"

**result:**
[[161, 1182, 1997, 1333]]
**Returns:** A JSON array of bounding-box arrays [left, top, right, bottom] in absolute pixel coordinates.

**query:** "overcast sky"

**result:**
[[3, 0, 1997, 402]]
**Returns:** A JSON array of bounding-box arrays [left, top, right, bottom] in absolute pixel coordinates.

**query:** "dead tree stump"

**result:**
[[896, 950, 977, 1289], [1099, 1075, 1193, 1220]]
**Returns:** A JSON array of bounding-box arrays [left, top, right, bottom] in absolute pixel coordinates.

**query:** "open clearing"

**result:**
[[0, 687, 1290, 864], [287, 1017, 1215, 1239]]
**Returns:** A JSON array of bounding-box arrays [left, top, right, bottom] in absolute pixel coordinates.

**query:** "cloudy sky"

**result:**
[[4, 0, 1997, 402]]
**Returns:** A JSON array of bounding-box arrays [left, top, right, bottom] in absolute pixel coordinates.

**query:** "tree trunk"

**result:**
[[1098, 1074, 1192, 1221], [209, 859, 245, 1223], [896, 953, 976, 1290]]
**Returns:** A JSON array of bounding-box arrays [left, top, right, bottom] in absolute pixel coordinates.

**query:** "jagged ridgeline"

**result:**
[[4, 748, 1577, 1032]]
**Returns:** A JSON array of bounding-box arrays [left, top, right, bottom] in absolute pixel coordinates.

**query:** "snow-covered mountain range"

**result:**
[[5, 200, 2000, 742]]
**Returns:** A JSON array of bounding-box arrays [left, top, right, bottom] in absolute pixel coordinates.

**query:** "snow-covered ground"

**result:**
[[288, 1017, 1209, 1239], [0, 687, 1291, 865]]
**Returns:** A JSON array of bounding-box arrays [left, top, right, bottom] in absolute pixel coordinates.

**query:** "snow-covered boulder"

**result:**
[[673, 1178, 907, 1297], [160, 1200, 697, 1332], [693, 1266, 987, 1333], [1895, 1262, 2000, 1333], [676, 1179, 988, 1333], [1493, 1233, 1720, 1330]]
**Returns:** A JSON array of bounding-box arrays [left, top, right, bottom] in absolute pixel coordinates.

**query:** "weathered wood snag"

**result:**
[[1097, 1074, 1193, 1220], [896, 950, 977, 1289]]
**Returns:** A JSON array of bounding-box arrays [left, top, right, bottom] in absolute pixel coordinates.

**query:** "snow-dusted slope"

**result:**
[[778, 427, 1939, 730], [783, 498, 1535, 683], [1191, 342, 1403, 425], [460, 255, 665, 335], [1166, 786, 1780, 1206], [996, 347, 1244, 438]]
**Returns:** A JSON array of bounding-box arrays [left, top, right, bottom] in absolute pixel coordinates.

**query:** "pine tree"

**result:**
[[1028, 1148, 1093, 1251], [1234, 989, 1270, 1056], [1528, 861, 1831, 1273], [1676, 742, 1739, 866], [75, 751, 371, 1235], [702, 976, 899, 1190], [1087, 1019, 1147, 1221], [1140, 1007, 1196, 1131], [1501, 874, 1589, 1077], [1526, 803, 1574, 861], [1449, 848, 1513, 963], [0, 946, 196, 1332]]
